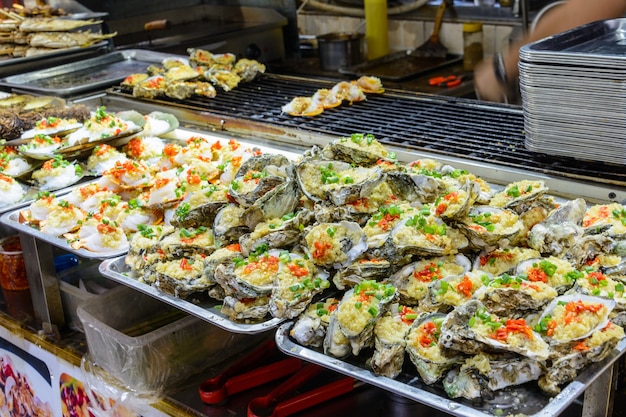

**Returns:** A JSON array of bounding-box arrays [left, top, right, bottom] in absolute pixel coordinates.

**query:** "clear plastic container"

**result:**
[[77, 286, 262, 396], [463, 22, 484, 71]]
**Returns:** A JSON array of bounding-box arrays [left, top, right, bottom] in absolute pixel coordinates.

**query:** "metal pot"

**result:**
[[317, 32, 364, 71]]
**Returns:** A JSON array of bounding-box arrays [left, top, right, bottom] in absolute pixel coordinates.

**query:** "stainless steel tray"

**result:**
[[519, 18, 626, 67], [0, 49, 178, 96], [0, 208, 125, 260], [276, 322, 626, 417], [99, 256, 285, 334]]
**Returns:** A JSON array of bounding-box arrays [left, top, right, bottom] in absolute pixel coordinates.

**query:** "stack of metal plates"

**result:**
[[519, 18, 626, 164]]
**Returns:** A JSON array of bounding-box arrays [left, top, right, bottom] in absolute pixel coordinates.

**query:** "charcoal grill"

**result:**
[[100, 73, 626, 203]]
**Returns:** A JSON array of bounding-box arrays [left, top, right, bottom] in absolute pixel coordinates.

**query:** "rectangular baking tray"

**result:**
[[339, 51, 462, 81], [0, 207, 126, 260], [519, 18, 626, 67], [276, 321, 626, 417], [99, 256, 284, 334], [0, 49, 178, 96]]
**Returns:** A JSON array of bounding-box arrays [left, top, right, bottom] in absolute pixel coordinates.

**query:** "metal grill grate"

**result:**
[[109, 74, 626, 187]]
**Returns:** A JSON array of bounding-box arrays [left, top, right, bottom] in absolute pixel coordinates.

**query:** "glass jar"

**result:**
[[463, 22, 484, 71]]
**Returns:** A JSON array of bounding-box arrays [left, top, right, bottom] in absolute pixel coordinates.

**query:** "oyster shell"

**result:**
[[528, 198, 587, 256], [439, 299, 550, 361], [333, 258, 395, 290], [213, 204, 251, 243], [202, 243, 243, 288], [443, 352, 544, 400], [538, 321, 624, 395], [213, 249, 280, 299], [323, 306, 352, 358], [371, 305, 417, 378], [153, 253, 212, 298], [229, 154, 291, 207], [457, 205, 523, 249], [583, 203, 626, 237], [296, 159, 384, 206], [515, 256, 578, 294], [221, 295, 270, 322], [534, 294, 615, 344], [473, 247, 541, 276], [125, 224, 172, 275], [564, 233, 615, 268], [387, 170, 443, 204], [428, 271, 485, 310], [388, 254, 472, 306], [239, 209, 314, 257], [489, 180, 548, 210], [157, 225, 216, 260], [290, 297, 339, 348], [362, 203, 417, 249], [383, 212, 468, 259], [321, 133, 391, 166], [269, 251, 330, 319], [431, 179, 480, 221], [241, 178, 302, 230], [405, 312, 461, 384], [304, 221, 367, 269], [171, 183, 229, 228], [334, 280, 397, 355], [472, 273, 558, 318]]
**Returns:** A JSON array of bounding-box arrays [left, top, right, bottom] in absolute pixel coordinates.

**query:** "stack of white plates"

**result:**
[[519, 18, 626, 164]]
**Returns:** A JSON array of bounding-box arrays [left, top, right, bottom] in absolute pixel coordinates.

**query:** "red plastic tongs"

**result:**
[[198, 339, 303, 404], [247, 363, 358, 417]]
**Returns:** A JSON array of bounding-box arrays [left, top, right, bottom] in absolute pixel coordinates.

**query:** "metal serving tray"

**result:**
[[519, 18, 626, 67], [0, 207, 125, 260], [0, 49, 177, 96], [276, 322, 626, 417], [99, 256, 284, 334]]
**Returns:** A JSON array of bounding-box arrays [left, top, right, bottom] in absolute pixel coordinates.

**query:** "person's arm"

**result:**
[[474, 0, 626, 102]]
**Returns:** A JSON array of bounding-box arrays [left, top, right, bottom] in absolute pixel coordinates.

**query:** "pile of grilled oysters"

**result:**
[[125, 133, 626, 400]]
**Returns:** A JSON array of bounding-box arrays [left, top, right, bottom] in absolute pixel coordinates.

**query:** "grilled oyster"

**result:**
[[234, 58, 266, 82], [153, 253, 212, 298], [428, 271, 485, 311], [269, 251, 330, 319], [571, 269, 626, 310], [406, 312, 461, 384], [323, 305, 352, 358], [333, 258, 395, 290], [290, 297, 339, 348], [443, 352, 544, 400], [157, 225, 216, 260], [564, 233, 616, 269], [304, 221, 367, 269], [388, 254, 472, 306], [296, 159, 384, 206], [472, 273, 558, 318], [133, 75, 166, 99], [371, 305, 417, 378], [431, 179, 480, 221], [229, 153, 291, 207], [213, 204, 251, 243], [458, 205, 523, 250], [473, 247, 542, 276], [515, 256, 578, 294], [205, 68, 241, 91], [239, 209, 314, 257], [528, 198, 587, 256], [321, 133, 391, 166], [362, 203, 417, 249], [213, 249, 280, 299], [202, 243, 243, 289], [334, 280, 397, 356], [489, 180, 548, 210], [171, 183, 229, 228], [382, 211, 468, 259], [221, 295, 270, 322], [538, 321, 624, 395], [241, 178, 302, 230], [439, 299, 550, 361]]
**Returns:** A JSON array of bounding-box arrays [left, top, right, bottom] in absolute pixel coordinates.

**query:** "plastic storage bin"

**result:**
[[77, 285, 258, 395]]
